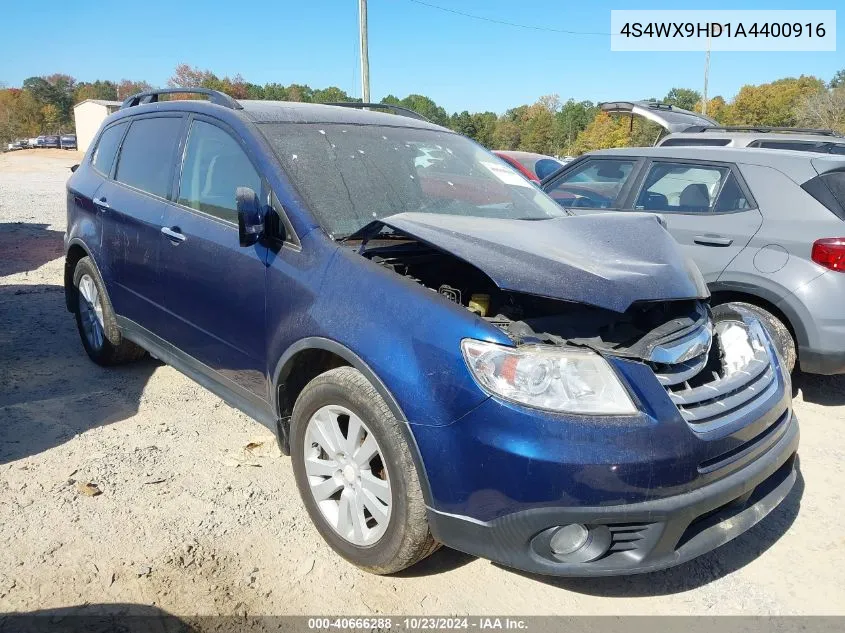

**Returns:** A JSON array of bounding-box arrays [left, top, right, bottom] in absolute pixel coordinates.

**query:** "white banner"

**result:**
[[611, 10, 836, 51]]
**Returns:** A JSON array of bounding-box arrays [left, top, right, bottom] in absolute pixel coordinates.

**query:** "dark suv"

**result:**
[[65, 88, 798, 576]]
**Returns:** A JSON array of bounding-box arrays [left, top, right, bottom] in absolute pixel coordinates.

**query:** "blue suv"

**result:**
[[65, 88, 798, 576]]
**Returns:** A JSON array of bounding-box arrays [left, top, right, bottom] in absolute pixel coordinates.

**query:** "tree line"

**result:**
[[2, 64, 844, 154]]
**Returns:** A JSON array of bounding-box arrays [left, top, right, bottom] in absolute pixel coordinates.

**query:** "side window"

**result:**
[[178, 120, 262, 222], [545, 159, 635, 209], [91, 122, 127, 175], [660, 137, 731, 147], [635, 162, 731, 213], [748, 139, 827, 152], [115, 117, 184, 198], [829, 144, 845, 155]]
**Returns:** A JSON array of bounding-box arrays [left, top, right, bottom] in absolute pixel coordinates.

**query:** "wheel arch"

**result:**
[[271, 337, 434, 505], [708, 283, 805, 347], [64, 238, 96, 312]]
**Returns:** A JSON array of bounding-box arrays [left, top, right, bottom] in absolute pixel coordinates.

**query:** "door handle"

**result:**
[[161, 226, 186, 243], [694, 235, 733, 247], [92, 196, 109, 211]]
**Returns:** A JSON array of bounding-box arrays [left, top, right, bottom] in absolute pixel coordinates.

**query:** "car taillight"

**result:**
[[811, 238, 845, 272]]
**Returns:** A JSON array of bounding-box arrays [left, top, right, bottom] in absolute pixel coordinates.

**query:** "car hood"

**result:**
[[374, 212, 708, 313]]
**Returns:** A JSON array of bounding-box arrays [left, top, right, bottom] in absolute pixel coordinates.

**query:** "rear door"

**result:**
[[97, 114, 186, 334], [627, 159, 763, 282], [157, 116, 269, 400], [542, 156, 642, 215]]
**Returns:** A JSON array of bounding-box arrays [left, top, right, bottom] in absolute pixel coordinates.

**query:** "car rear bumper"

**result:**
[[427, 411, 798, 577]]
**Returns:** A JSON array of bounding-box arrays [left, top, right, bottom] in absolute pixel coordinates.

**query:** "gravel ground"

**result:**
[[1, 150, 844, 619]]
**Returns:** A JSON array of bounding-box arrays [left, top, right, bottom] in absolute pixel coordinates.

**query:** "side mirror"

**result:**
[[237, 187, 263, 247], [70, 164, 79, 173]]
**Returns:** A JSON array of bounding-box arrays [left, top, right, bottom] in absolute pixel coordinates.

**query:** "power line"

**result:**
[[406, 0, 610, 36]]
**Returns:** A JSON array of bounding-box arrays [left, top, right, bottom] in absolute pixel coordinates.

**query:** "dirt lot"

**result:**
[[1, 149, 844, 618]]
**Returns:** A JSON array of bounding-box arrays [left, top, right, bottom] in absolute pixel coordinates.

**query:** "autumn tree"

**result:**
[[797, 86, 845, 133], [571, 112, 631, 155], [725, 76, 826, 126]]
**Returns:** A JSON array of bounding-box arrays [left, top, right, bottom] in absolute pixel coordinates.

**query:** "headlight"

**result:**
[[461, 339, 637, 415]]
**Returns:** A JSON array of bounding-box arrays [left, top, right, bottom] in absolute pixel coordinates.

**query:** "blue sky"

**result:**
[[1, 0, 841, 113]]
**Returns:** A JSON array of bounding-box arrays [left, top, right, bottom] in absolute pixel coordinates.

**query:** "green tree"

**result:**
[[664, 87, 701, 111], [555, 99, 596, 154], [381, 94, 450, 126], [470, 111, 497, 147], [312, 86, 356, 103], [830, 69, 845, 89]]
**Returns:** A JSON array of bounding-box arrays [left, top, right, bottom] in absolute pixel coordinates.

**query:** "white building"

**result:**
[[73, 100, 121, 153]]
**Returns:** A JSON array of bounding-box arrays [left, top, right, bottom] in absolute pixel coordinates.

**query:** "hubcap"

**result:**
[[303, 405, 391, 546], [77, 274, 105, 351]]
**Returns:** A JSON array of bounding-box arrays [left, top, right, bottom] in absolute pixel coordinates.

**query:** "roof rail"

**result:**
[[681, 125, 842, 136], [121, 88, 243, 110], [324, 102, 432, 123]]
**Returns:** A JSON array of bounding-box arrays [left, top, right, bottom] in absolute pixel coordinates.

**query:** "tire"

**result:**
[[72, 256, 145, 366], [713, 302, 796, 373], [290, 366, 438, 574]]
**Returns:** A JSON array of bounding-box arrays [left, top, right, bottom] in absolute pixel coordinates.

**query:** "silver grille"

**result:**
[[648, 324, 777, 432]]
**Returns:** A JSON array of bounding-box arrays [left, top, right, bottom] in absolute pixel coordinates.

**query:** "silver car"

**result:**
[[542, 145, 845, 375]]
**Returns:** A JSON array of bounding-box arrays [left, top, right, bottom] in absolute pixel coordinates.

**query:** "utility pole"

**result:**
[[702, 34, 711, 116], [359, 0, 370, 102]]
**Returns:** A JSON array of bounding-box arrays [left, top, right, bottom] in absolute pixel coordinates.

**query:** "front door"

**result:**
[[630, 160, 763, 282], [157, 117, 268, 400], [543, 157, 641, 215]]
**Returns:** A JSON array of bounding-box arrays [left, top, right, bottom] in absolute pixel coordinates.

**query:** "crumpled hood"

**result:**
[[377, 212, 708, 313]]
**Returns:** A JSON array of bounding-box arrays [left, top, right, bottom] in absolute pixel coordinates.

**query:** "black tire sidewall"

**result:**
[[72, 257, 121, 364], [290, 370, 414, 571]]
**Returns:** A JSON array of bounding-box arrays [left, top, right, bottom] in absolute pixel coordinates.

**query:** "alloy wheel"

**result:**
[[78, 273, 105, 351], [303, 405, 392, 546]]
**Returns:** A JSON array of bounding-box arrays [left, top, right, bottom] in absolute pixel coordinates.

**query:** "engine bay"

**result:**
[[355, 233, 710, 362]]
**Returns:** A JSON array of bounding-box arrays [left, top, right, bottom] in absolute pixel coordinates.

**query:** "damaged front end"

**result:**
[[347, 211, 779, 428]]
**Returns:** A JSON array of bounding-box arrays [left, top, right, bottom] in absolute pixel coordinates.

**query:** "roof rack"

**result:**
[[680, 125, 842, 136], [323, 102, 432, 123], [121, 88, 243, 110]]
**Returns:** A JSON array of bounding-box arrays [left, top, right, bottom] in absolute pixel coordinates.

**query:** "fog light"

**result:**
[[550, 523, 590, 556]]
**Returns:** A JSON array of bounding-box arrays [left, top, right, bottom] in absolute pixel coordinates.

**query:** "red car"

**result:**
[[494, 150, 565, 183]]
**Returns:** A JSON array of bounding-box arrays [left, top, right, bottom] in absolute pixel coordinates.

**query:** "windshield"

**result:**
[[259, 123, 565, 238]]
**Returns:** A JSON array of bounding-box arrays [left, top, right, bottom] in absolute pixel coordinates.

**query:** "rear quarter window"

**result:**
[[91, 122, 128, 175], [801, 169, 845, 220]]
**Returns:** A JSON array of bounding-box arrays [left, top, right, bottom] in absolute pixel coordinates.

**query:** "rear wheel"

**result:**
[[714, 302, 796, 373], [72, 257, 145, 366], [290, 366, 438, 574]]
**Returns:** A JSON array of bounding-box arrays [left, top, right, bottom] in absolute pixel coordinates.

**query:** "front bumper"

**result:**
[[427, 411, 798, 576]]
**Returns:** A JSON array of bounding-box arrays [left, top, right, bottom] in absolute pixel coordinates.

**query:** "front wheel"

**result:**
[[290, 366, 438, 574]]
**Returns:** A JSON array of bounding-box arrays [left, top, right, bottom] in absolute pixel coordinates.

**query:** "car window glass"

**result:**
[[713, 172, 751, 212], [178, 120, 262, 222], [115, 117, 183, 198], [636, 162, 728, 213], [660, 137, 731, 147], [546, 159, 635, 209], [748, 140, 827, 152], [534, 158, 563, 180], [91, 122, 127, 175], [829, 144, 845, 155]]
